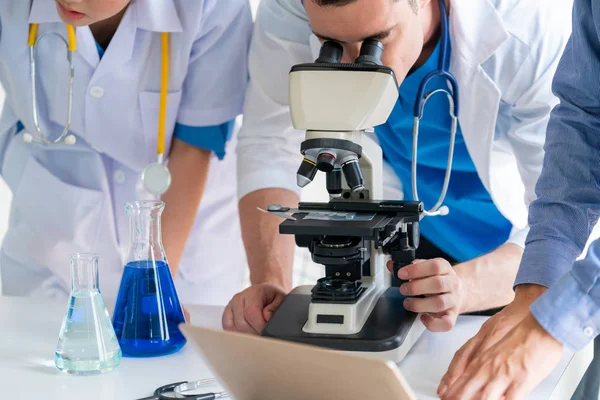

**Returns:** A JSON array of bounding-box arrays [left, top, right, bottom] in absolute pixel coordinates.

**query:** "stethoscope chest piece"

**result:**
[[142, 161, 172, 196]]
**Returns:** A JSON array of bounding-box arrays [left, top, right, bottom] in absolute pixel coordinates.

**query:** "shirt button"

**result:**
[[113, 170, 126, 184], [584, 326, 595, 337], [89, 86, 105, 98]]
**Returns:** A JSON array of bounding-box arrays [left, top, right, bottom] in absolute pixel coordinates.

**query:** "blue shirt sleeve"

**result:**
[[173, 120, 235, 160], [515, 0, 600, 288], [531, 238, 600, 351]]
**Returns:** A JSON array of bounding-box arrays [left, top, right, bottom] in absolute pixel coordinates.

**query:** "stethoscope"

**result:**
[[25, 23, 172, 196], [136, 379, 228, 400], [411, 0, 459, 217]]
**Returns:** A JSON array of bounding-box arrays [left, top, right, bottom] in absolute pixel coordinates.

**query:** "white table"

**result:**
[[0, 296, 592, 399]]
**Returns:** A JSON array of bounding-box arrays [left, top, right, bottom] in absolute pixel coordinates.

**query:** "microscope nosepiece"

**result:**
[[342, 159, 365, 192], [297, 158, 318, 188]]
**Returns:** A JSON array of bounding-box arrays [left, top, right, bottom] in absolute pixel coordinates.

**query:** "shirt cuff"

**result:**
[[177, 95, 245, 128], [173, 120, 235, 160], [514, 240, 580, 288], [237, 169, 302, 200], [506, 226, 528, 249], [531, 272, 600, 352]]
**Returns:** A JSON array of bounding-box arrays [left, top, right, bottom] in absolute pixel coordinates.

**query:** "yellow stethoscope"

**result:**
[[25, 23, 172, 196]]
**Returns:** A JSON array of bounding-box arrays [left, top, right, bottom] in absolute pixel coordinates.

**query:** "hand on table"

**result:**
[[438, 284, 548, 397], [222, 283, 286, 334], [440, 313, 563, 400], [387, 258, 465, 332]]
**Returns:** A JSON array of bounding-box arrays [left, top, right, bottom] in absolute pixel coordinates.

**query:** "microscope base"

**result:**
[[261, 286, 425, 363]]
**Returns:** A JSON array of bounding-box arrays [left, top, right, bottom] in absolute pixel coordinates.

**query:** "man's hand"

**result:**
[[441, 313, 563, 400], [438, 284, 547, 397], [388, 258, 465, 332], [222, 283, 287, 334]]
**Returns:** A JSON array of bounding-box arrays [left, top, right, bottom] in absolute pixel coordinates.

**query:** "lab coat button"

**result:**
[[113, 170, 126, 184], [584, 326, 594, 337], [89, 86, 105, 98]]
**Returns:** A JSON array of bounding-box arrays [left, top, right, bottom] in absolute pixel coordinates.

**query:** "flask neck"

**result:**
[[126, 201, 166, 263], [70, 254, 100, 292]]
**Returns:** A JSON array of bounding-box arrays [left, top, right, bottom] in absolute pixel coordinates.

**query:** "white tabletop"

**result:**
[[0, 296, 592, 399]]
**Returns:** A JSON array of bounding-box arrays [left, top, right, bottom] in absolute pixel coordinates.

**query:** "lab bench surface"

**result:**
[[0, 296, 593, 400]]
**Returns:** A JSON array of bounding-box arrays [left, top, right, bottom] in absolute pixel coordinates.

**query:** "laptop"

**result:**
[[179, 324, 417, 400]]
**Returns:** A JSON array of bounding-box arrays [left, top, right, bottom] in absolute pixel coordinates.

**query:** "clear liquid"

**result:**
[[112, 261, 187, 357], [55, 291, 122, 375]]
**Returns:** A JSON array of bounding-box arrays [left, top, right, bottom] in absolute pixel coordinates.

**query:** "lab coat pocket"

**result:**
[[3, 155, 112, 291], [139, 90, 183, 164]]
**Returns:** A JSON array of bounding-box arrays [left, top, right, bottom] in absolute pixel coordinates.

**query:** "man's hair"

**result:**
[[314, 0, 418, 13]]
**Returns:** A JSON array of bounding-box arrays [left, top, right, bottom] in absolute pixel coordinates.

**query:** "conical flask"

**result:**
[[112, 200, 187, 357], [55, 253, 122, 375]]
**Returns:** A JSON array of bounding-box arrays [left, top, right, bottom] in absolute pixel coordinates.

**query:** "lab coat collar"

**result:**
[[134, 0, 183, 33], [447, 0, 508, 194], [29, 0, 183, 33], [449, 0, 509, 65]]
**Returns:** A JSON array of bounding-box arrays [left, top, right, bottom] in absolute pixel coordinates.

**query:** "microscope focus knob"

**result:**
[[316, 153, 336, 173]]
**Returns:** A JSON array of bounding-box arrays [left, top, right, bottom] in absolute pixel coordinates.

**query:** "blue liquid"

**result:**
[[112, 261, 186, 357]]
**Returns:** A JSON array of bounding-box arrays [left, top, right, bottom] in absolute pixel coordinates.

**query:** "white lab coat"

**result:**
[[0, 0, 252, 305], [237, 0, 574, 251]]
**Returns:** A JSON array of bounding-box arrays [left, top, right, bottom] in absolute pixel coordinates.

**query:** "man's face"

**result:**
[[54, 0, 130, 26], [304, 0, 427, 84]]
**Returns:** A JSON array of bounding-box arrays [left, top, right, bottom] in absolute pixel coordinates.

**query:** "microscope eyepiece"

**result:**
[[355, 39, 384, 66], [316, 40, 343, 64]]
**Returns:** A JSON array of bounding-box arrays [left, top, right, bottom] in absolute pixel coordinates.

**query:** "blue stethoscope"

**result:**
[[411, 0, 459, 217]]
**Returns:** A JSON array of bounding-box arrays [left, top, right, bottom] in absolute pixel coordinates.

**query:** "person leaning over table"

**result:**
[[222, 0, 575, 337], [438, 0, 600, 399], [0, 0, 252, 305]]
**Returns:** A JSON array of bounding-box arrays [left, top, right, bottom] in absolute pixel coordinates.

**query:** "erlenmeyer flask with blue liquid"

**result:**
[[112, 200, 187, 357]]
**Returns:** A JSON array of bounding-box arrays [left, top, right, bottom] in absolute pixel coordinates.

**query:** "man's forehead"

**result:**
[[303, 0, 402, 43]]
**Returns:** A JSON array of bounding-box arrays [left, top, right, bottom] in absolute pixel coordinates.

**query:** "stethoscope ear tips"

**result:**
[[22, 133, 33, 143], [64, 135, 76, 145], [438, 206, 450, 216]]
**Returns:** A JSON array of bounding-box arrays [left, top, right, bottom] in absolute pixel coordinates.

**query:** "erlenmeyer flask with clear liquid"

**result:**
[[55, 253, 122, 375], [112, 200, 187, 357]]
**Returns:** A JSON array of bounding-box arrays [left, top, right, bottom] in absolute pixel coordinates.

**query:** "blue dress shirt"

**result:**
[[516, 0, 600, 351]]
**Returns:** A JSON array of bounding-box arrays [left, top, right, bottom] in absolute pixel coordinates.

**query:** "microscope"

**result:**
[[260, 39, 425, 362]]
